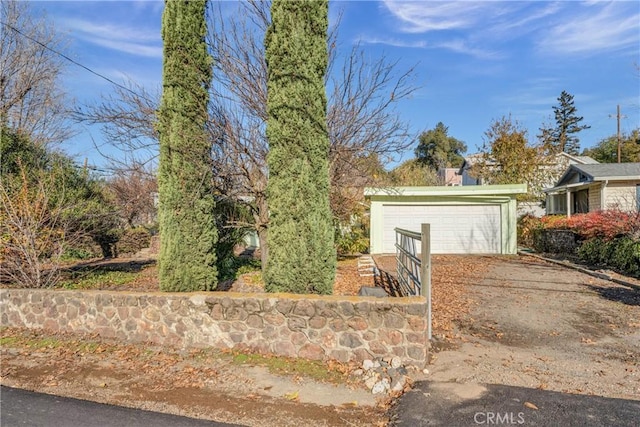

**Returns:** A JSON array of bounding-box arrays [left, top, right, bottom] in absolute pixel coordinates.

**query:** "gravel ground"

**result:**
[[422, 255, 640, 400]]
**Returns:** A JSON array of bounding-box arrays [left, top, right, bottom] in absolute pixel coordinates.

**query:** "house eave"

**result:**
[[364, 183, 527, 198], [590, 175, 640, 182], [544, 181, 597, 194]]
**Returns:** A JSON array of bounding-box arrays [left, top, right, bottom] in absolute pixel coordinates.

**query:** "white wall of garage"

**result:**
[[365, 184, 527, 255]]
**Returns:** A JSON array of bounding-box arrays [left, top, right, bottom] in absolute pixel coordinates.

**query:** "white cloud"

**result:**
[[381, 0, 491, 33], [357, 34, 502, 59], [434, 39, 504, 60], [62, 18, 161, 58], [357, 36, 428, 48], [536, 2, 640, 56]]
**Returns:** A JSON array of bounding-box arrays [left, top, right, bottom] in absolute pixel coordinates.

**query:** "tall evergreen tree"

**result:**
[[157, 0, 217, 291], [264, 0, 336, 294], [538, 90, 590, 155]]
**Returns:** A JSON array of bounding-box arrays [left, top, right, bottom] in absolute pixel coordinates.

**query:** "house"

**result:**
[[436, 168, 462, 186], [458, 152, 600, 216], [458, 152, 599, 188], [545, 163, 640, 216], [458, 153, 486, 185], [365, 184, 527, 255]]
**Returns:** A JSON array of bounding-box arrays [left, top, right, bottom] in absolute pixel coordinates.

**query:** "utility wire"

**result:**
[[1, 20, 153, 103]]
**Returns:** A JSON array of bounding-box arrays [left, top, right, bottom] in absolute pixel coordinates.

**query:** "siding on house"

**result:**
[[605, 182, 639, 211], [589, 183, 601, 212]]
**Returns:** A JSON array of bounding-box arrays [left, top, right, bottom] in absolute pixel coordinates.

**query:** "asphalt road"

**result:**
[[393, 380, 640, 426], [0, 386, 244, 427]]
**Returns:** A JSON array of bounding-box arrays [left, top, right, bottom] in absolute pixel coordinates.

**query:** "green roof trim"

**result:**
[[364, 183, 527, 197]]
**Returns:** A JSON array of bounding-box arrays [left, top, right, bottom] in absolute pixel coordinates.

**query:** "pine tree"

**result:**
[[539, 91, 590, 155], [264, 0, 336, 294], [157, 0, 217, 291]]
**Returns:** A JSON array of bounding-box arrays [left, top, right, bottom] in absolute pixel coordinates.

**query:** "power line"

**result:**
[[1, 20, 152, 102]]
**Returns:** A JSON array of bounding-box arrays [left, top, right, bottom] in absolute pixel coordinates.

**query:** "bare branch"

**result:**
[[0, 0, 74, 146]]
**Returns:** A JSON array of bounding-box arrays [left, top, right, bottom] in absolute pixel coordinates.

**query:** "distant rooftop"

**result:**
[[572, 163, 640, 179]]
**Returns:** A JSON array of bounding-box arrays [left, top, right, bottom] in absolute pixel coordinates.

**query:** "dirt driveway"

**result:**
[[424, 255, 640, 400]]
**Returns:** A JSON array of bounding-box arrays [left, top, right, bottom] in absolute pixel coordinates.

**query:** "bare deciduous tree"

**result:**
[[107, 163, 158, 228], [0, 0, 73, 145], [75, 0, 419, 267], [74, 81, 159, 169]]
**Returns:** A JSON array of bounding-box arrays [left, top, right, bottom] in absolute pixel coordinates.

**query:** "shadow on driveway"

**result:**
[[585, 284, 640, 306], [393, 381, 640, 427]]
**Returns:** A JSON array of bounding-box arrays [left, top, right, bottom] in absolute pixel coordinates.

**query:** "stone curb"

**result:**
[[518, 251, 640, 292]]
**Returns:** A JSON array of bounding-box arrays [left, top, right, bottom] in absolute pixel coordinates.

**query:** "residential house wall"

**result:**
[[437, 168, 462, 186], [544, 163, 640, 216], [604, 182, 638, 211], [589, 183, 602, 212]]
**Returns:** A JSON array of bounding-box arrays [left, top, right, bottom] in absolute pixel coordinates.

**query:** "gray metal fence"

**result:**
[[394, 224, 432, 339]]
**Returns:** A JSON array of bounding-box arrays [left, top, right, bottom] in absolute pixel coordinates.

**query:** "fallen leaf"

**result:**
[[284, 391, 299, 401], [524, 402, 538, 410]]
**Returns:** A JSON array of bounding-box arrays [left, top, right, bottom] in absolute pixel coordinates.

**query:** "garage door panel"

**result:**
[[382, 205, 501, 254]]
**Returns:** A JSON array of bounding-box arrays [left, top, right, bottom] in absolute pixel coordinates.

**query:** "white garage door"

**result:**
[[382, 204, 501, 254]]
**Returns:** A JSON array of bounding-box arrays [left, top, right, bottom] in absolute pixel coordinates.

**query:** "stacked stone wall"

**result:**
[[533, 229, 580, 254], [0, 289, 428, 367]]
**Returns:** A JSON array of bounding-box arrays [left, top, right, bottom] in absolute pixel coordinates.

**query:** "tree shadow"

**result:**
[[373, 269, 403, 297], [585, 284, 640, 306], [65, 259, 156, 274]]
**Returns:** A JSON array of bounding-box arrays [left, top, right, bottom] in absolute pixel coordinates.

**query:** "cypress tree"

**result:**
[[264, 0, 336, 294], [157, 0, 217, 291]]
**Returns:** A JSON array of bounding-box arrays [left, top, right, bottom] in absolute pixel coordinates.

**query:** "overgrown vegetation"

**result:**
[[0, 127, 119, 288], [519, 210, 640, 278], [336, 216, 370, 255]]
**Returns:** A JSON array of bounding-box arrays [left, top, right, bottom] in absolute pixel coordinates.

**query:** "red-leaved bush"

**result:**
[[540, 210, 640, 241]]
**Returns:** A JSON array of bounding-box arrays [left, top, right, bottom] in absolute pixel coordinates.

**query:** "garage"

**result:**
[[365, 184, 527, 255]]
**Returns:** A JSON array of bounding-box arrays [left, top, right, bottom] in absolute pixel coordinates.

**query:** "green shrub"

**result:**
[[61, 235, 103, 261], [61, 247, 94, 261], [610, 237, 640, 278], [577, 238, 604, 266], [578, 236, 640, 278], [217, 255, 261, 282], [336, 230, 369, 255], [116, 227, 151, 255]]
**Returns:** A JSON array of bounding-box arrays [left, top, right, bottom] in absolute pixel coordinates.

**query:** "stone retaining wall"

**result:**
[[0, 289, 428, 367], [533, 229, 580, 254]]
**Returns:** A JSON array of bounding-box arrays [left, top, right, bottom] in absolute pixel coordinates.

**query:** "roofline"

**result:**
[[589, 175, 640, 181], [364, 183, 528, 197], [544, 182, 594, 193]]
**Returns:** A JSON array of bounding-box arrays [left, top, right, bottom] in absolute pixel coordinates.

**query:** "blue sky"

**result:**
[[35, 0, 640, 169]]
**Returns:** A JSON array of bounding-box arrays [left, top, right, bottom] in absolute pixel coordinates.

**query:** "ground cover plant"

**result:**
[[519, 210, 640, 278]]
